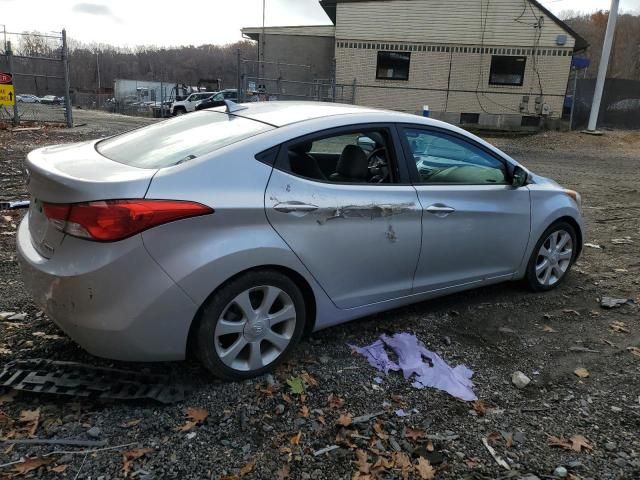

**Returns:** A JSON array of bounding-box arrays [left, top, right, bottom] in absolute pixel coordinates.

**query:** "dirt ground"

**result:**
[[0, 110, 639, 480]]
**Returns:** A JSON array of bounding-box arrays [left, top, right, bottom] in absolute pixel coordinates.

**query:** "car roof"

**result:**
[[213, 101, 422, 128]]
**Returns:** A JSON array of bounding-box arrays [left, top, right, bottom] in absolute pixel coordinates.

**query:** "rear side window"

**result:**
[[97, 111, 273, 169]]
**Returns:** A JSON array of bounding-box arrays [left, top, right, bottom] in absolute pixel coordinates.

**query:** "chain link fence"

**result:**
[[0, 29, 72, 127], [238, 58, 355, 105]]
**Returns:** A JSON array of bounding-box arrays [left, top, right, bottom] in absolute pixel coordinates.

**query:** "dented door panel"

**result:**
[[265, 171, 422, 309]]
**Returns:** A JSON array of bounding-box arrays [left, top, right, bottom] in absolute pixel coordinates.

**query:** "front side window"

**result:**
[[97, 111, 274, 169], [282, 128, 396, 184], [376, 51, 411, 80], [404, 129, 507, 184], [489, 56, 526, 86]]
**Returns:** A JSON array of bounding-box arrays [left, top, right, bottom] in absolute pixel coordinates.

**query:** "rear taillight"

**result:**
[[42, 199, 213, 242]]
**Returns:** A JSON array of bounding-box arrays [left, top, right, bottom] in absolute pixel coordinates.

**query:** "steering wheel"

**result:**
[[367, 147, 390, 183]]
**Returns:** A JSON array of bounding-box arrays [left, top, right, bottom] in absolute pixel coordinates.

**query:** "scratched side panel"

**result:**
[[265, 169, 422, 309]]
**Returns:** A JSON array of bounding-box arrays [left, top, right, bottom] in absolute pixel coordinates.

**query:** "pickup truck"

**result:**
[[170, 92, 216, 115], [194, 89, 238, 111]]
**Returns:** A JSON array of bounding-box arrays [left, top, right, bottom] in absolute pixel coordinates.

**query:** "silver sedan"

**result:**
[[18, 102, 584, 379]]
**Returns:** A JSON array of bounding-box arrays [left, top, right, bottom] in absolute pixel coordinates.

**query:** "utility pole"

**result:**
[[585, 0, 619, 133], [7, 41, 19, 126], [260, 0, 265, 90]]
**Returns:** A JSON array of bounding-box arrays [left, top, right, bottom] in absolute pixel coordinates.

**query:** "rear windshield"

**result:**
[[97, 111, 273, 168]]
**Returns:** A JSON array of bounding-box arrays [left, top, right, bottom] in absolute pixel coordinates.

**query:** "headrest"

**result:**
[[336, 145, 368, 180]]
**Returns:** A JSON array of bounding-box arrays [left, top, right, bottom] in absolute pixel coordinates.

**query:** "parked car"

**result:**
[[16, 94, 40, 103], [194, 89, 237, 110], [170, 92, 216, 115], [17, 102, 583, 380], [40, 95, 62, 105]]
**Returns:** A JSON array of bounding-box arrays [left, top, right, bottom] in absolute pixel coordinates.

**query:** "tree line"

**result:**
[[563, 11, 639, 80], [8, 9, 639, 94]]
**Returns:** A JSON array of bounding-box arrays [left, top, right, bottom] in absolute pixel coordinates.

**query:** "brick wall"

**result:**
[[335, 42, 572, 118]]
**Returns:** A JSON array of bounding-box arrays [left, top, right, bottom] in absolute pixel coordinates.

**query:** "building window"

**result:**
[[489, 55, 526, 86], [376, 51, 411, 80]]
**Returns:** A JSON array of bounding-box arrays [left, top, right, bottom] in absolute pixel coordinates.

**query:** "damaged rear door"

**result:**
[[265, 125, 421, 309]]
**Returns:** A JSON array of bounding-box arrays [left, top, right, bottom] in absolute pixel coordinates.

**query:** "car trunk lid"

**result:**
[[26, 140, 157, 258]]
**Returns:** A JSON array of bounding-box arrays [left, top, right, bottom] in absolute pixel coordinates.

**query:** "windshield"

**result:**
[[97, 111, 273, 169]]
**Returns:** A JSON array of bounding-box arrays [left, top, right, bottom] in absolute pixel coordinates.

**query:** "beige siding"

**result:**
[[336, 0, 575, 49], [335, 45, 571, 117]]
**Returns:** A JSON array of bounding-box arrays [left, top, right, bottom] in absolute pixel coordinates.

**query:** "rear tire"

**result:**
[[196, 270, 306, 380], [525, 221, 577, 292]]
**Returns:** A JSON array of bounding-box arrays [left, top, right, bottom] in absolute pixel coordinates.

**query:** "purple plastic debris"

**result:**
[[395, 409, 408, 417], [352, 332, 477, 401], [350, 340, 399, 374], [373, 376, 383, 384]]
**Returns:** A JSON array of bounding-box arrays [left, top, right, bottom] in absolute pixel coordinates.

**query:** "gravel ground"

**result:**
[[0, 111, 639, 480]]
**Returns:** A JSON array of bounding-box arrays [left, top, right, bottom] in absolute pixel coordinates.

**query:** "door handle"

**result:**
[[426, 204, 455, 216], [274, 202, 319, 214]]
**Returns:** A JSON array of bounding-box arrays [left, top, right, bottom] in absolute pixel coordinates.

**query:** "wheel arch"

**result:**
[[555, 215, 583, 260], [185, 264, 317, 358]]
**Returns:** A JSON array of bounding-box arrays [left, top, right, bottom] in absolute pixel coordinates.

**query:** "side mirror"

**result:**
[[511, 166, 528, 188], [357, 136, 376, 151]]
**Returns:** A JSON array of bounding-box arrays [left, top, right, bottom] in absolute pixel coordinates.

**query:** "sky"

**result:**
[[1, 0, 638, 48]]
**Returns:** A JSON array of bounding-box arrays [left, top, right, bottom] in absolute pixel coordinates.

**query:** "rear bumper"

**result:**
[[17, 217, 198, 361]]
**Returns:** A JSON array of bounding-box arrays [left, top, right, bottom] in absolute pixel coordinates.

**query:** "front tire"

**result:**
[[525, 221, 577, 291], [196, 270, 306, 380]]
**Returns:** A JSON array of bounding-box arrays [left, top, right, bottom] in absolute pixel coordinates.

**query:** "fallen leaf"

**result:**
[[392, 451, 413, 478], [119, 419, 142, 428], [627, 346, 640, 357], [504, 432, 514, 448], [574, 367, 590, 378], [299, 405, 310, 418], [354, 449, 371, 474], [178, 420, 197, 432], [239, 460, 254, 477], [335, 428, 357, 448], [610, 321, 630, 333], [178, 407, 208, 431], [281, 393, 293, 404], [276, 464, 290, 479], [563, 309, 580, 316], [471, 400, 488, 416], [186, 407, 208, 423], [465, 457, 481, 468], [13, 457, 52, 475], [289, 431, 302, 446], [570, 434, 593, 452], [372, 456, 394, 471], [486, 431, 502, 446], [327, 393, 345, 409], [18, 408, 40, 437], [286, 376, 305, 395], [404, 427, 426, 442], [122, 447, 152, 477], [300, 371, 318, 386], [49, 464, 68, 473], [547, 435, 573, 450], [543, 325, 557, 333], [373, 419, 388, 440], [426, 440, 434, 452], [415, 457, 436, 480], [336, 413, 353, 427]]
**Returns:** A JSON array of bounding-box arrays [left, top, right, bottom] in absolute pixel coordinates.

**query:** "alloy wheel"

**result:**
[[214, 285, 297, 371], [535, 229, 573, 286]]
